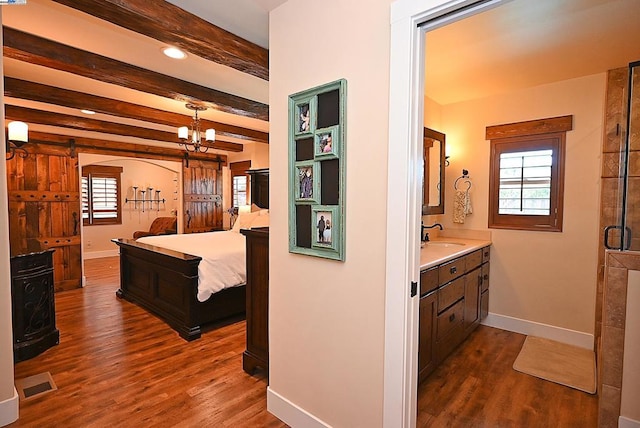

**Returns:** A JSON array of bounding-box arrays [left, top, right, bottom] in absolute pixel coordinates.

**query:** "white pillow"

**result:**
[[231, 210, 261, 232], [249, 213, 269, 228], [258, 208, 269, 216]]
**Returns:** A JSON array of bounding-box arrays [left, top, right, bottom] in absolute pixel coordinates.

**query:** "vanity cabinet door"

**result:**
[[418, 290, 437, 383], [463, 266, 481, 336]]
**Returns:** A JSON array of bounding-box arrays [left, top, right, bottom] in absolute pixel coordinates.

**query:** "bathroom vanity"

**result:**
[[418, 238, 491, 382]]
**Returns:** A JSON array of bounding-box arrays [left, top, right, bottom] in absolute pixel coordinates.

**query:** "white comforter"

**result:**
[[137, 231, 246, 302]]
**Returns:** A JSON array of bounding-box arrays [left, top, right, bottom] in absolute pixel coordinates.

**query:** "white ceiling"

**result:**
[[425, 0, 640, 105]]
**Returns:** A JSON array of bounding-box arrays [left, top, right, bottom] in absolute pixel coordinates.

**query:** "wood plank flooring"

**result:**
[[9, 257, 598, 427], [418, 325, 599, 427], [9, 257, 287, 428]]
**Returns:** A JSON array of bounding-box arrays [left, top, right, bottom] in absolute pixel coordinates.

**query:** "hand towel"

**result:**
[[453, 190, 472, 224]]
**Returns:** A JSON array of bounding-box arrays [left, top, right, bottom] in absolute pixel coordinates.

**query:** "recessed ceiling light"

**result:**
[[81, 109, 96, 115], [163, 47, 186, 59]]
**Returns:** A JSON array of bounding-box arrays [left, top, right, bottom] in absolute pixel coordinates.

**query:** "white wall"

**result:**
[[0, 9, 19, 425], [436, 73, 605, 342], [269, 1, 392, 426], [79, 154, 181, 257]]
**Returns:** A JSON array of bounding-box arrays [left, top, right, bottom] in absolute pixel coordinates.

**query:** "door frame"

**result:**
[[384, 0, 511, 426]]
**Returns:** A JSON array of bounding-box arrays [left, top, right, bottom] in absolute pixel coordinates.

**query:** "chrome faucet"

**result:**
[[421, 222, 443, 242]]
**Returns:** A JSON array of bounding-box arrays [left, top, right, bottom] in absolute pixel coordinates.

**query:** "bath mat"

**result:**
[[15, 372, 57, 400], [513, 336, 596, 394]]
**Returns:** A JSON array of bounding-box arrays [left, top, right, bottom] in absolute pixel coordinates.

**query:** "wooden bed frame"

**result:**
[[113, 168, 269, 341]]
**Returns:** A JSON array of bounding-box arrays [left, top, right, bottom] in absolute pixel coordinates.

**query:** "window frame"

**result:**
[[81, 165, 123, 226], [230, 160, 251, 208], [487, 116, 572, 232]]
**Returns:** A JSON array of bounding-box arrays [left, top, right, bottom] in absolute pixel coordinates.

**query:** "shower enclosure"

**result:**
[[604, 60, 640, 251]]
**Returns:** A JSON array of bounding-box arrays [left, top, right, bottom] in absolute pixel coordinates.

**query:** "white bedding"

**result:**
[[137, 231, 246, 302]]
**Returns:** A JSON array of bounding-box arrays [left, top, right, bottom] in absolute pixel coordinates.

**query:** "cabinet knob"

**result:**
[[450, 266, 457, 274], [449, 313, 456, 322], [484, 274, 489, 281]]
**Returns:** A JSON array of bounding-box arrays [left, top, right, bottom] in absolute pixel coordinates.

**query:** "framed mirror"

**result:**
[[422, 127, 446, 215]]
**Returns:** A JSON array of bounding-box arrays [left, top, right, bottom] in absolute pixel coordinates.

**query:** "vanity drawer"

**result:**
[[420, 266, 439, 296], [436, 299, 464, 340], [482, 246, 491, 264], [465, 249, 483, 272], [437, 276, 464, 313], [439, 258, 465, 285]]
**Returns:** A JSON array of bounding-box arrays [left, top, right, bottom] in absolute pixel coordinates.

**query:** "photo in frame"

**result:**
[[294, 98, 316, 136], [314, 126, 339, 159], [294, 161, 320, 203], [311, 206, 339, 251]]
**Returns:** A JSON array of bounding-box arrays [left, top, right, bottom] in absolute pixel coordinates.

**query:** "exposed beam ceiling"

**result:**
[[51, 0, 269, 81], [4, 78, 268, 144], [3, 27, 268, 121], [5, 105, 244, 152], [2, 0, 270, 156]]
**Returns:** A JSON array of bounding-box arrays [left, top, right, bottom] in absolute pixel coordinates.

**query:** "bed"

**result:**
[[112, 168, 269, 341]]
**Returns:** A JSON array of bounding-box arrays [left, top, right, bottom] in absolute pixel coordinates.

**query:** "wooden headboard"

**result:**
[[248, 168, 269, 209]]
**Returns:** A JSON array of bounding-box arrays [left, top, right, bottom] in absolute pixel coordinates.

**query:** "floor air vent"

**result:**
[[15, 372, 57, 400]]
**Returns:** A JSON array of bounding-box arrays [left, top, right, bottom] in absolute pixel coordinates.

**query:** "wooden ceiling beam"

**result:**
[[51, 0, 269, 81], [26, 130, 228, 165], [2, 27, 269, 121], [4, 78, 269, 144], [5, 105, 243, 153]]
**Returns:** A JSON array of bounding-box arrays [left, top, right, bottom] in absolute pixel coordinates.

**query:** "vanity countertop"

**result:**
[[419, 237, 492, 270]]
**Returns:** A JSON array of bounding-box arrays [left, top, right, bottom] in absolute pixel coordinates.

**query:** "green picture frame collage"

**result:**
[[288, 79, 346, 261]]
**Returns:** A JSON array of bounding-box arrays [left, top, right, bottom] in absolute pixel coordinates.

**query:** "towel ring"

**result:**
[[454, 169, 472, 192]]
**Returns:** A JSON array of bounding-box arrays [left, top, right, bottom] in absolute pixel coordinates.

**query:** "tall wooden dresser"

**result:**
[[11, 249, 60, 362], [240, 227, 269, 376]]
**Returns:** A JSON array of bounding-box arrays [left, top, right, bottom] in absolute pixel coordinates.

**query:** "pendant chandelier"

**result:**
[[178, 103, 215, 153]]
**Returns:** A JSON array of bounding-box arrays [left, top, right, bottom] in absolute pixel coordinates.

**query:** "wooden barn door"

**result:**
[[182, 160, 223, 233], [6, 152, 82, 292]]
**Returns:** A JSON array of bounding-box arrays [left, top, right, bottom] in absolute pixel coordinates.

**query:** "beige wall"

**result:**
[[222, 142, 270, 228], [0, 8, 19, 424], [434, 73, 605, 337], [79, 154, 181, 255], [269, 0, 392, 426]]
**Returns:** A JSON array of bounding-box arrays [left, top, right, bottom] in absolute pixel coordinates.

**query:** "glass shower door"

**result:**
[[606, 60, 640, 251]]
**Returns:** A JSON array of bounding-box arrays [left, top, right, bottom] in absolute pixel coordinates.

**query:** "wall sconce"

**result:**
[[6, 121, 29, 161]]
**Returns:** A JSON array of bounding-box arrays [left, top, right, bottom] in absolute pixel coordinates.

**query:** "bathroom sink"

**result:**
[[426, 241, 465, 247]]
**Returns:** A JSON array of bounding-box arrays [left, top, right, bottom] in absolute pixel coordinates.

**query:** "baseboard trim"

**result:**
[[620, 416, 640, 428], [267, 386, 331, 428], [83, 249, 119, 260], [0, 388, 19, 427], [482, 312, 594, 350]]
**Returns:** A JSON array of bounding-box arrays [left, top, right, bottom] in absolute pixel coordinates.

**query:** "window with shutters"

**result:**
[[82, 165, 123, 226], [487, 116, 571, 232]]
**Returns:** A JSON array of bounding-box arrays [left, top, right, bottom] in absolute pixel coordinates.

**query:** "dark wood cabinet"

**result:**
[[418, 290, 437, 382], [418, 245, 490, 383], [463, 266, 481, 336], [241, 227, 269, 376], [11, 249, 59, 362]]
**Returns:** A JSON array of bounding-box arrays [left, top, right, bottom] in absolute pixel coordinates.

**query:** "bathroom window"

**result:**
[[81, 165, 123, 226], [487, 116, 571, 232]]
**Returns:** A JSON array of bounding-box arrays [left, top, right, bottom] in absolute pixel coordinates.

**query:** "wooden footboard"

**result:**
[[112, 238, 246, 341]]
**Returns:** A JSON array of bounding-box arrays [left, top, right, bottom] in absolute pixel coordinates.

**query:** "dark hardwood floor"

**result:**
[[9, 257, 598, 427], [9, 257, 287, 428], [418, 325, 599, 427]]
